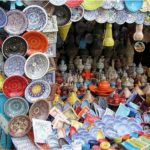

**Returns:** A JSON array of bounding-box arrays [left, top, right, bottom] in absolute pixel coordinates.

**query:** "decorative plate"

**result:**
[[113, 0, 124, 10], [103, 127, 118, 139], [144, 12, 150, 26], [41, 71, 55, 84], [4, 97, 29, 118], [107, 9, 117, 23], [115, 10, 127, 25], [117, 123, 131, 136], [84, 10, 98, 21], [129, 123, 143, 132], [4, 10, 27, 35], [102, 0, 114, 9], [95, 8, 108, 23], [66, 0, 83, 8], [136, 12, 145, 24], [49, 0, 67, 6], [29, 100, 49, 120], [25, 80, 51, 103], [2, 36, 28, 58], [124, 0, 144, 13], [22, 31, 48, 55], [53, 5, 71, 27], [126, 12, 137, 24], [70, 6, 84, 22], [134, 41, 145, 53], [0, 7, 7, 28], [8, 115, 32, 137], [23, 0, 49, 6], [81, 0, 104, 11], [3, 75, 28, 98], [24, 52, 49, 80], [23, 5, 48, 31], [4, 55, 26, 77]]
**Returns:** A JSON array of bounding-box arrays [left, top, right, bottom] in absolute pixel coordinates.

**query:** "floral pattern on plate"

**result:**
[[113, 0, 124, 10], [107, 9, 117, 23], [23, 5, 48, 31], [84, 10, 98, 21], [126, 11, 137, 24], [136, 11, 145, 24], [25, 80, 51, 103], [102, 0, 114, 9], [115, 10, 127, 25], [95, 8, 108, 23]]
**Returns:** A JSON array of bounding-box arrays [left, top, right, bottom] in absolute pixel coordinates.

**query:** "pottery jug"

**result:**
[[103, 23, 114, 47], [133, 24, 144, 41]]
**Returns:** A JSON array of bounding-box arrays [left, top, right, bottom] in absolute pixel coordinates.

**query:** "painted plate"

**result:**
[[136, 11, 145, 24], [107, 9, 117, 23], [41, 71, 55, 84], [115, 10, 127, 25], [126, 12, 137, 24], [4, 97, 29, 118], [129, 123, 143, 132], [124, 0, 144, 13], [70, 6, 84, 22], [0, 7, 7, 28], [23, 0, 48, 6], [3, 75, 28, 98], [117, 123, 131, 136], [24, 52, 49, 80], [25, 80, 51, 103], [95, 8, 108, 23], [8, 115, 32, 137], [53, 5, 71, 27], [29, 100, 49, 120], [84, 10, 98, 21], [22, 31, 48, 55], [144, 12, 150, 26], [4, 55, 26, 77], [2, 36, 28, 58], [102, 0, 114, 9], [66, 0, 83, 8], [23, 5, 48, 31], [103, 127, 119, 139], [49, 0, 67, 6], [113, 0, 124, 10], [4, 10, 27, 35]]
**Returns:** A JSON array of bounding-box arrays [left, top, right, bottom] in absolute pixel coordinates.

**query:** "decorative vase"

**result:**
[[133, 24, 144, 41]]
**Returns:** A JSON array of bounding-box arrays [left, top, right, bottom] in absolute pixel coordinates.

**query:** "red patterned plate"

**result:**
[[66, 0, 83, 7], [3, 75, 28, 98]]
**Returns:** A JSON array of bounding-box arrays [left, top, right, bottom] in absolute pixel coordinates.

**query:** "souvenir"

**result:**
[[4, 97, 29, 118], [53, 5, 71, 27], [29, 100, 49, 120], [124, 0, 144, 12], [4, 55, 26, 77], [24, 52, 49, 80], [70, 6, 84, 22], [2, 36, 28, 58], [0, 7, 7, 28], [115, 10, 127, 25], [41, 71, 55, 84], [107, 9, 117, 24], [32, 118, 52, 143], [136, 12, 145, 24], [66, 0, 83, 8], [126, 12, 137, 24], [23, 5, 48, 31], [8, 115, 32, 137], [113, 0, 124, 10], [23, 31, 48, 55], [3, 75, 28, 98], [4, 10, 27, 35], [134, 41, 145, 53], [82, 0, 104, 10], [25, 80, 51, 103], [95, 8, 108, 23], [49, 0, 67, 6], [102, 0, 114, 9]]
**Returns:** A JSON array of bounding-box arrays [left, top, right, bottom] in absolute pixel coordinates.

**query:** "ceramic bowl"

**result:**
[[22, 31, 48, 55], [3, 75, 28, 98], [4, 10, 27, 35], [2, 36, 28, 58], [29, 99, 49, 120], [66, 0, 83, 8], [23, 5, 48, 31], [24, 52, 49, 80], [4, 55, 26, 77], [4, 97, 29, 118], [25, 80, 51, 103], [0, 7, 7, 28], [49, 0, 67, 6], [8, 115, 32, 137], [53, 5, 71, 27]]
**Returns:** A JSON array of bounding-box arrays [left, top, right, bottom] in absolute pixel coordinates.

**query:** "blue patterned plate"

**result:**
[[117, 123, 131, 136], [103, 127, 119, 139], [126, 12, 137, 24], [136, 11, 145, 24], [25, 80, 51, 103], [107, 9, 117, 23], [102, 0, 114, 9], [95, 8, 108, 23], [115, 10, 127, 25], [113, 0, 124, 10], [129, 123, 143, 132], [0, 7, 7, 28], [4, 97, 29, 118], [84, 10, 98, 21]]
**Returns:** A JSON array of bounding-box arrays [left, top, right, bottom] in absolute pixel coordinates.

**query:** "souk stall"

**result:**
[[0, 0, 150, 150]]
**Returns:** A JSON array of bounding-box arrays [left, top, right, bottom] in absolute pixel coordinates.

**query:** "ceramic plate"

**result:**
[[25, 80, 51, 103], [66, 0, 83, 8], [126, 12, 137, 24], [84, 10, 97, 21], [102, 0, 114, 9], [49, 0, 67, 6], [70, 6, 84, 22], [3, 75, 28, 98], [103, 127, 118, 139], [144, 12, 150, 26], [29, 100, 49, 120], [129, 123, 143, 132], [8, 115, 32, 137], [134, 41, 145, 53], [23, 0, 48, 6], [113, 0, 124, 10], [117, 123, 131, 136], [2, 36, 28, 58], [4, 55, 26, 77], [22, 31, 48, 55], [41, 71, 55, 84], [24, 52, 49, 80], [0, 7, 7, 28], [53, 5, 71, 27], [4, 97, 29, 118], [95, 8, 108, 23], [115, 10, 127, 25], [23, 5, 48, 31], [4, 10, 27, 35], [102, 115, 114, 123], [107, 9, 117, 23], [136, 11, 145, 24]]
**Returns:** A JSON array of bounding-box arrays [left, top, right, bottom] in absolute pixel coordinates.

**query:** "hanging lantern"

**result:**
[[133, 24, 144, 41], [103, 23, 114, 47]]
